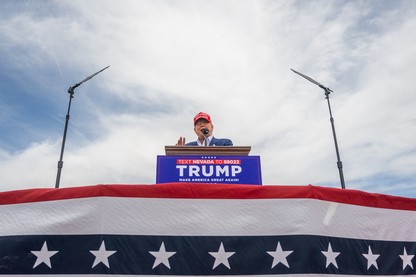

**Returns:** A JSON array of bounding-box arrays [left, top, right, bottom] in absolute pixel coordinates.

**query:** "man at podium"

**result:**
[[176, 112, 233, 146]]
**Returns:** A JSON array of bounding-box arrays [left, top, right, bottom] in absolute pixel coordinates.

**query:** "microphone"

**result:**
[[201, 128, 209, 146]]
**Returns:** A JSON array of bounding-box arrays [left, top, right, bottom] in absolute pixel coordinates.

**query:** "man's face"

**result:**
[[194, 119, 214, 139]]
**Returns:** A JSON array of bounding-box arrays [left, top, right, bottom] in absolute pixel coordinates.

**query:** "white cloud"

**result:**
[[0, 142, 57, 190]]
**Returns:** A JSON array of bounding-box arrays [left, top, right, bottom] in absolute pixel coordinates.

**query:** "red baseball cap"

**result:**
[[193, 112, 211, 125]]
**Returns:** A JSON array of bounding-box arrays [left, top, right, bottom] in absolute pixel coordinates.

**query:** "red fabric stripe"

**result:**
[[0, 183, 415, 210]]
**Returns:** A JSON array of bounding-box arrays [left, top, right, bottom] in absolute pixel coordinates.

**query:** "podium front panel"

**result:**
[[156, 155, 262, 185]]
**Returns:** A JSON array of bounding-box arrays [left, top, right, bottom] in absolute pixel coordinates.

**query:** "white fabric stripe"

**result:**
[[1, 197, 415, 241]]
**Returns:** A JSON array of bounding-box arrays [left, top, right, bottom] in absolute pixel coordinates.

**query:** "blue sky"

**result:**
[[1, 0, 416, 198]]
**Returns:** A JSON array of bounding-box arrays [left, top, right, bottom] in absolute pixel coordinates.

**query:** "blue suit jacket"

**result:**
[[186, 137, 233, 146]]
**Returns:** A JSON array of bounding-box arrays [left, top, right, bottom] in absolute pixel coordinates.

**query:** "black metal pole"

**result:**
[[54, 66, 110, 188], [324, 88, 346, 189], [55, 90, 74, 188], [291, 69, 346, 189]]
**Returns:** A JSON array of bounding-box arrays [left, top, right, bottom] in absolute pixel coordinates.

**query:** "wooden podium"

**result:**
[[164, 146, 251, 156]]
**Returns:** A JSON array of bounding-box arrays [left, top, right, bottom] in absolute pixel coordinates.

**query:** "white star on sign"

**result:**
[[362, 245, 380, 270], [90, 240, 116, 268], [321, 242, 340, 268], [399, 247, 414, 270], [31, 241, 58, 268], [267, 241, 293, 268], [209, 242, 235, 269], [149, 242, 176, 269]]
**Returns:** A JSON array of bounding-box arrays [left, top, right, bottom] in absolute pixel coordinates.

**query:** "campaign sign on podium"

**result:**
[[156, 146, 262, 185]]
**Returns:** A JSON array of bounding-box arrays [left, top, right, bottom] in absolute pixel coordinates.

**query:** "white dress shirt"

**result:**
[[197, 135, 213, 146]]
